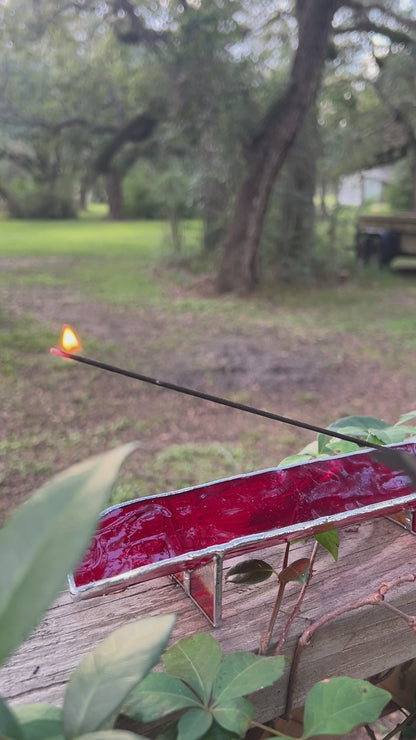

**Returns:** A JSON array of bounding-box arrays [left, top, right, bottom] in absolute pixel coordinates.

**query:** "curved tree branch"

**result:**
[[94, 112, 158, 174]]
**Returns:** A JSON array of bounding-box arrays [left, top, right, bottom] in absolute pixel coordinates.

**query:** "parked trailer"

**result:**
[[356, 212, 416, 266]]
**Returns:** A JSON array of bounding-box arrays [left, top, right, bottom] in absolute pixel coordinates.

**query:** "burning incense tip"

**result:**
[[50, 347, 69, 358], [60, 325, 82, 353]]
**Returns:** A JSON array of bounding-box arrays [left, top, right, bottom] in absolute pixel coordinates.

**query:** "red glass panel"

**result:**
[[73, 442, 416, 590]]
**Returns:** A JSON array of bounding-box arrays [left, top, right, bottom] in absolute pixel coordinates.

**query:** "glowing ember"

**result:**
[[60, 325, 81, 353]]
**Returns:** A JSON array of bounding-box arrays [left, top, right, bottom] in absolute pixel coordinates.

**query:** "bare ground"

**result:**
[[1, 257, 415, 527]]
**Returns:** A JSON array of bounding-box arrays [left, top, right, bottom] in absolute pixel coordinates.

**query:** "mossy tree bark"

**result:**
[[217, 0, 341, 294]]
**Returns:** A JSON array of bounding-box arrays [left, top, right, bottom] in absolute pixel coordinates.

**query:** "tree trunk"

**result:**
[[217, 0, 341, 294], [169, 210, 182, 253], [410, 147, 416, 212], [104, 172, 125, 220], [275, 112, 319, 273], [0, 182, 21, 217], [79, 173, 94, 212]]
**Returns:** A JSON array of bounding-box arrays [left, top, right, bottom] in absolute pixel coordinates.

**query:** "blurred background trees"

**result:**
[[0, 0, 415, 291]]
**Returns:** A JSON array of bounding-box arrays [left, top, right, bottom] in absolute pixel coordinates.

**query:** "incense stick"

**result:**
[[50, 347, 386, 451]]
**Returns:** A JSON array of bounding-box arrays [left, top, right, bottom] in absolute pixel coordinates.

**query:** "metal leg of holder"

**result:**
[[388, 509, 416, 534], [171, 554, 224, 626]]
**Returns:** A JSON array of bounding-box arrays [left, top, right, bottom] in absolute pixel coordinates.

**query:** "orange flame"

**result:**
[[60, 325, 82, 353]]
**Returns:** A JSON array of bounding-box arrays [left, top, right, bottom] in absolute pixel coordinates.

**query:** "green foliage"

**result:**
[[0, 443, 138, 666], [226, 410, 415, 698], [9, 180, 77, 220], [0, 696, 25, 740], [301, 677, 390, 738], [123, 163, 165, 220], [261, 111, 319, 283], [314, 529, 340, 561], [13, 703, 64, 740], [123, 162, 195, 221], [226, 559, 276, 585], [0, 443, 176, 740], [63, 616, 175, 738], [319, 414, 416, 454], [279, 414, 416, 464], [279, 558, 310, 585], [1, 616, 175, 740], [2, 413, 411, 739], [123, 633, 285, 740], [385, 160, 414, 212]]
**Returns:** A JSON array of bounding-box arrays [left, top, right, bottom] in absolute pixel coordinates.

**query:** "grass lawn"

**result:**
[[1, 215, 416, 524]]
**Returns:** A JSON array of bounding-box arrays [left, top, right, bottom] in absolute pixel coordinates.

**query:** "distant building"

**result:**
[[338, 166, 394, 206]]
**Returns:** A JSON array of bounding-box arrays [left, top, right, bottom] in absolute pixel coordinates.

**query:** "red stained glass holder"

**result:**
[[69, 441, 416, 625]]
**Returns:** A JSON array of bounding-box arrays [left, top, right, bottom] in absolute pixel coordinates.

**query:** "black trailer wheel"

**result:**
[[356, 231, 396, 267]]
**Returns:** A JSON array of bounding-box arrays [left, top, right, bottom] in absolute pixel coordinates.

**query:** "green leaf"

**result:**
[[164, 634, 222, 705], [368, 425, 416, 445], [279, 453, 318, 466], [122, 672, 201, 722], [212, 696, 253, 735], [63, 614, 176, 739], [0, 696, 25, 740], [0, 443, 138, 667], [396, 411, 416, 426], [299, 441, 320, 455], [225, 559, 275, 585], [318, 433, 333, 455], [13, 703, 63, 740], [302, 677, 391, 738], [156, 723, 178, 740], [314, 529, 339, 562], [279, 558, 310, 584], [198, 720, 238, 740], [213, 653, 285, 703], [324, 441, 359, 455], [329, 416, 391, 433], [318, 416, 390, 454], [176, 708, 212, 740], [366, 433, 386, 446], [74, 733, 148, 739]]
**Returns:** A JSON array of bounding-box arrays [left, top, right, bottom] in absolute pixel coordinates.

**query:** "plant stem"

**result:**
[[259, 543, 290, 655], [284, 573, 416, 718], [364, 724, 378, 740], [250, 719, 292, 738], [275, 540, 319, 656], [379, 600, 416, 630]]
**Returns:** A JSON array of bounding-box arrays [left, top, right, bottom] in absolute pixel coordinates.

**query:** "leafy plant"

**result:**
[[123, 633, 286, 739], [226, 413, 416, 656], [3, 614, 175, 740], [279, 412, 416, 466], [295, 677, 390, 739], [0, 443, 139, 666], [1, 422, 407, 739], [0, 442, 178, 740], [122, 637, 391, 740]]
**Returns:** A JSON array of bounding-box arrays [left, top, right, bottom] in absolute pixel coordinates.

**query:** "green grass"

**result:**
[[0, 217, 203, 304], [0, 218, 201, 257], [111, 442, 250, 505], [0, 314, 56, 376], [2, 214, 416, 343]]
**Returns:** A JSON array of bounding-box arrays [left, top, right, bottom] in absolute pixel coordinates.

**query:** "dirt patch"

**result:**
[[1, 262, 415, 524]]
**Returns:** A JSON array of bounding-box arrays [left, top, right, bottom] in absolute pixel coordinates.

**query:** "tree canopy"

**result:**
[[1, 1, 415, 289]]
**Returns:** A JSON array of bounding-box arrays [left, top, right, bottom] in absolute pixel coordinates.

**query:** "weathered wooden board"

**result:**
[[1, 517, 416, 722]]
